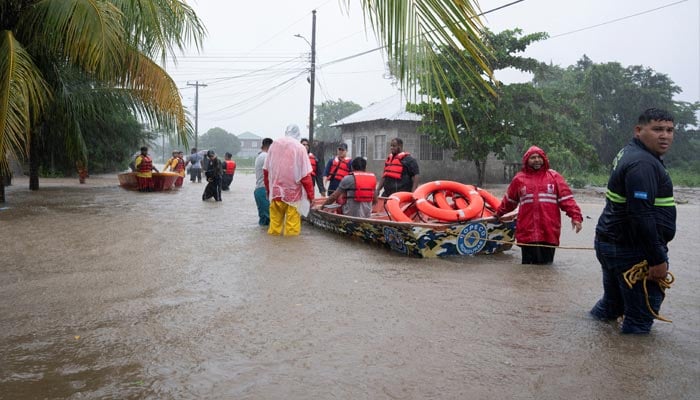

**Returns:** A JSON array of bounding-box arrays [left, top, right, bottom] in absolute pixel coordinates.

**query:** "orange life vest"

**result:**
[[224, 160, 236, 175], [308, 153, 318, 176], [351, 172, 377, 202], [382, 152, 409, 179], [330, 157, 351, 181], [174, 158, 186, 172], [137, 155, 153, 173]]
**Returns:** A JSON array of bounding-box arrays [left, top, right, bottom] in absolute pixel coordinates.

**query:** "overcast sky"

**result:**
[[165, 0, 699, 139]]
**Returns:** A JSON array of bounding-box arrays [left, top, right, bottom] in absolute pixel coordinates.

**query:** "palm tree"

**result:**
[[1, 0, 492, 202], [0, 0, 205, 199]]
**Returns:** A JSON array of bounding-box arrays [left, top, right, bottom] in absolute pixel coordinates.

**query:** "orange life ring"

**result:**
[[384, 191, 415, 222], [476, 187, 501, 211], [413, 181, 484, 222], [432, 190, 452, 209]]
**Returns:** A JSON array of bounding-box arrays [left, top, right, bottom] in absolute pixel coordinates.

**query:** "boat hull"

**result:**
[[305, 200, 515, 258], [118, 172, 179, 191]]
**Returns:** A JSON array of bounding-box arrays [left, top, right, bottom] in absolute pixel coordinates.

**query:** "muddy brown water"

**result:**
[[1, 173, 698, 399]]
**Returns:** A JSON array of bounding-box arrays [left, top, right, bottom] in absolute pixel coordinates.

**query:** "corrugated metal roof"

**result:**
[[332, 94, 421, 127]]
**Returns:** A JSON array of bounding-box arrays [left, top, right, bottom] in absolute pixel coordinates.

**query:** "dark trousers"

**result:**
[[190, 168, 201, 182], [521, 242, 555, 264], [202, 177, 222, 201], [590, 239, 665, 334], [222, 174, 233, 190]]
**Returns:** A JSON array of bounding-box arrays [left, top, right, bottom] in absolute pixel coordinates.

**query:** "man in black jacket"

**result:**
[[590, 108, 676, 334], [202, 150, 223, 201]]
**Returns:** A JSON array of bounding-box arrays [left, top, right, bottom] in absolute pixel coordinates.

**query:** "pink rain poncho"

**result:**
[[263, 124, 313, 211]]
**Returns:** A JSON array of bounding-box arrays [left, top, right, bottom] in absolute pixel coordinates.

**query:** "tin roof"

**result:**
[[332, 94, 421, 127]]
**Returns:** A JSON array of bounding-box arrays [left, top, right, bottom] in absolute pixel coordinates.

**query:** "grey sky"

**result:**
[[166, 0, 699, 139]]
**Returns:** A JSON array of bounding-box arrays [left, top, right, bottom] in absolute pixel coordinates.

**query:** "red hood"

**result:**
[[521, 145, 550, 173]]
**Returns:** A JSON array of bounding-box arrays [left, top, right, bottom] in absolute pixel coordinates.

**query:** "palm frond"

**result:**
[[354, 0, 494, 141], [112, 0, 206, 65], [19, 0, 125, 79], [118, 49, 190, 144], [0, 30, 50, 174]]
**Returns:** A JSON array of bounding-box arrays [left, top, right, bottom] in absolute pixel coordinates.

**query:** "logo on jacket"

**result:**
[[457, 223, 487, 255], [547, 183, 554, 194]]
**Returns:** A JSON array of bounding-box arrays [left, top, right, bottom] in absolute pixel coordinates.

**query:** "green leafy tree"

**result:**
[[533, 57, 699, 166], [198, 127, 241, 156], [314, 99, 362, 142], [409, 29, 577, 185], [0, 0, 205, 202]]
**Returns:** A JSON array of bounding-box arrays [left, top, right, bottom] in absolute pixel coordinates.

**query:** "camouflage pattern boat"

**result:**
[[306, 198, 516, 258]]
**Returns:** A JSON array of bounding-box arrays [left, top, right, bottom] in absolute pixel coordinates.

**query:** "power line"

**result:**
[[549, 0, 688, 39]]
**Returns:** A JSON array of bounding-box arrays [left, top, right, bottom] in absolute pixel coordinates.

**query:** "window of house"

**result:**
[[419, 135, 444, 161], [251, 141, 258, 148], [359, 136, 367, 158], [374, 135, 387, 160]]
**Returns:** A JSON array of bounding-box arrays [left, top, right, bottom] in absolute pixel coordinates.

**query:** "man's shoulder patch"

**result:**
[[633, 191, 648, 200]]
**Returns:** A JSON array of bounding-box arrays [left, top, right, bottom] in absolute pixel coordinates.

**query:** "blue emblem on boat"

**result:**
[[457, 223, 487, 255], [383, 226, 407, 254]]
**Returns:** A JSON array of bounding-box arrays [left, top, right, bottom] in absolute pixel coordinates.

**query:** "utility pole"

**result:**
[[308, 10, 317, 144], [187, 81, 207, 149]]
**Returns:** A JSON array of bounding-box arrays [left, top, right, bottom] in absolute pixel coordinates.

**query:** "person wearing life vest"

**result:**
[[221, 152, 237, 191], [301, 138, 326, 196], [174, 151, 186, 187], [134, 146, 159, 192], [375, 137, 420, 197], [163, 150, 186, 187], [495, 145, 583, 265], [590, 108, 676, 334], [320, 157, 376, 218], [163, 150, 178, 172], [323, 143, 352, 196]]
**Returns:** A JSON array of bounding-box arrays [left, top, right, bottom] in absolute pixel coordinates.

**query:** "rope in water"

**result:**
[[485, 238, 595, 251], [622, 260, 674, 323]]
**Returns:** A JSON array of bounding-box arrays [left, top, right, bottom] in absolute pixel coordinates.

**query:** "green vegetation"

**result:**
[[409, 29, 699, 187], [314, 99, 363, 142]]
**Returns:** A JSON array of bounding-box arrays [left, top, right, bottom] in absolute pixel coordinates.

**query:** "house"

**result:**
[[332, 94, 507, 184], [237, 131, 263, 158]]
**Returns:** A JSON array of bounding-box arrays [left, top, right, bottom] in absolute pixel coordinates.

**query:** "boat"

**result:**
[[118, 172, 179, 191], [305, 196, 516, 258]]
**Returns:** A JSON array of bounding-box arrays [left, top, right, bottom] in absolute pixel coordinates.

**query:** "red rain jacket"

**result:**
[[496, 146, 582, 246]]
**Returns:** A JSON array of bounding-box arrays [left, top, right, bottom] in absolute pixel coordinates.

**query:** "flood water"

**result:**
[[1, 173, 699, 399]]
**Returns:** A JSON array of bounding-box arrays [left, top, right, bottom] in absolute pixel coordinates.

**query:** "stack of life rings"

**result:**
[[384, 180, 501, 223]]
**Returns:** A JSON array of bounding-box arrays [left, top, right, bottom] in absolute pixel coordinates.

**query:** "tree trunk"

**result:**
[[474, 158, 486, 187], [29, 129, 40, 191]]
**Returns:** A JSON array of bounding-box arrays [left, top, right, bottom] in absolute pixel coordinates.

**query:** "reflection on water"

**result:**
[[1, 174, 699, 399]]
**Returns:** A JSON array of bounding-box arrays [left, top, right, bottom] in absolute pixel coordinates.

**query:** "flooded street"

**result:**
[[1, 173, 699, 399]]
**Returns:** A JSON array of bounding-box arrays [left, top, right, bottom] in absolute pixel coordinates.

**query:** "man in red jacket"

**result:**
[[496, 146, 583, 264]]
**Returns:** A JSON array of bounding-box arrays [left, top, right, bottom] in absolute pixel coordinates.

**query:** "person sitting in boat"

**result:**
[[319, 157, 376, 218]]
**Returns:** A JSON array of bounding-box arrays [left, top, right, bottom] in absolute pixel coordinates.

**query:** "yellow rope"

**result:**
[[622, 260, 674, 323]]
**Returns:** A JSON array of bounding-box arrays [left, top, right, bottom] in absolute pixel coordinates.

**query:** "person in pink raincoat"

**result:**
[[263, 124, 315, 236]]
